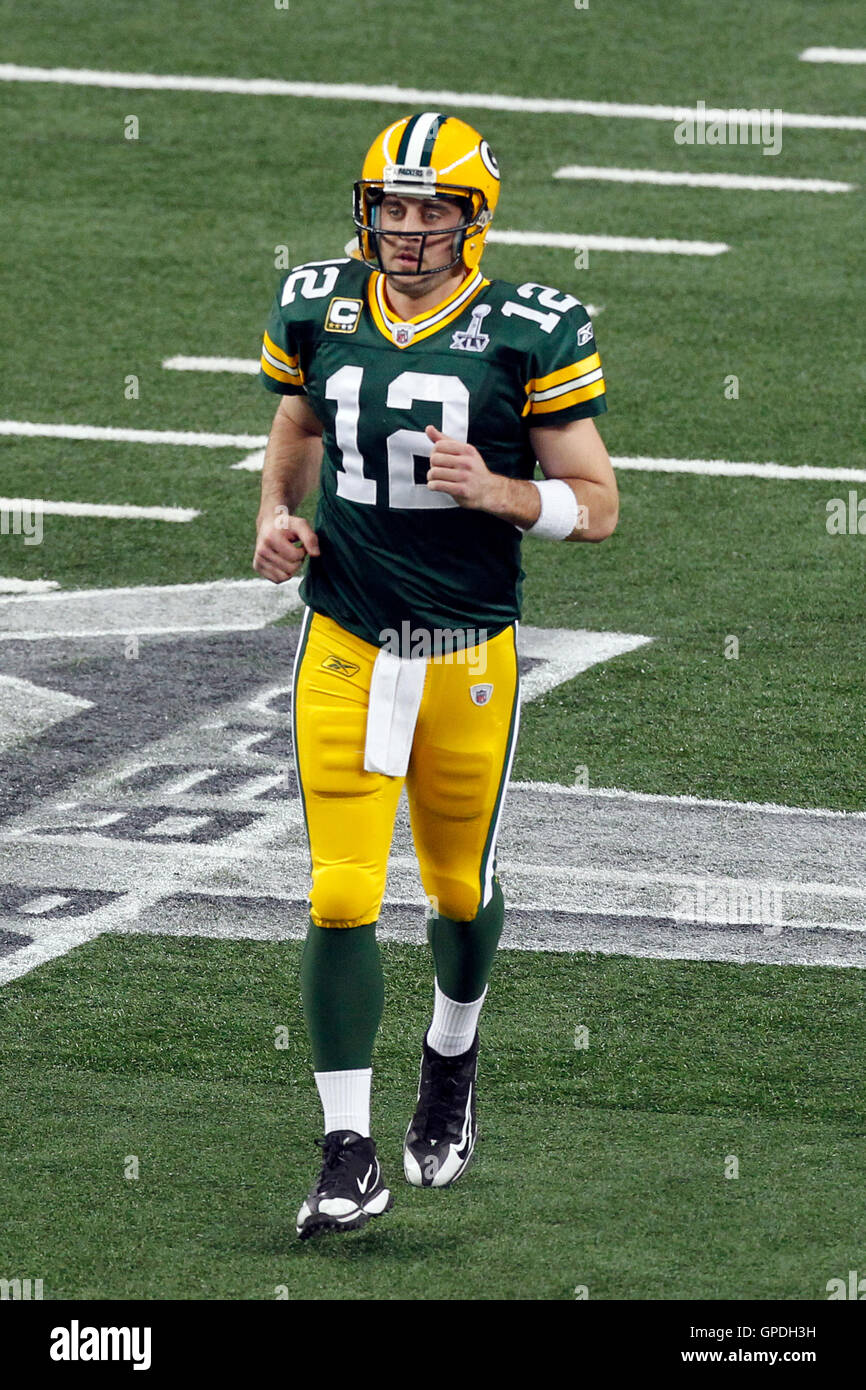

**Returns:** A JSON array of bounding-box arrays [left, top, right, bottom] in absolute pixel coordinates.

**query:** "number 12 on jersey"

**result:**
[[325, 366, 469, 510]]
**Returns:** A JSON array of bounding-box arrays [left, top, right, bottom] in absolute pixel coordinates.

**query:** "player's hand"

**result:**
[[253, 511, 320, 583], [425, 425, 503, 511]]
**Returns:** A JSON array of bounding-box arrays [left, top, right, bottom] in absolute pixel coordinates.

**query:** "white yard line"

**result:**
[[511, 781, 866, 820], [553, 165, 854, 193], [1, 64, 864, 130], [0, 578, 60, 593], [0, 497, 198, 521], [800, 47, 866, 64], [3, 421, 862, 481], [0, 420, 265, 448], [612, 456, 866, 482], [162, 355, 260, 374], [488, 229, 728, 255]]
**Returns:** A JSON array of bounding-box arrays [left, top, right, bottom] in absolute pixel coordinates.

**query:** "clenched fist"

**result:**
[[424, 425, 503, 511], [253, 508, 320, 584]]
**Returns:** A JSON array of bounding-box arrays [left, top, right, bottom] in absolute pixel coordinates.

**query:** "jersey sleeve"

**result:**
[[523, 302, 607, 426], [259, 279, 306, 395]]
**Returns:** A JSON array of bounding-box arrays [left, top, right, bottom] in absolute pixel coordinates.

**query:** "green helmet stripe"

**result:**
[[396, 112, 448, 167]]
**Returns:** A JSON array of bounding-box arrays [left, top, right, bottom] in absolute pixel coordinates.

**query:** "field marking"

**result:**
[[2, 64, 865, 131], [488, 230, 729, 256], [0, 674, 93, 752], [0, 577, 303, 641], [512, 780, 866, 819], [230, 449, 267, 472], [553, 165, 854, 193], [0, 497, 199, 522], [162, 355, 259, 375], [0, 420, 264, 448], [3, 420, 862, 482], [800, 47, 866, 64], [1, 606, 864, 983], [613, 457, 866, 483], [0, 577, 60, 593]]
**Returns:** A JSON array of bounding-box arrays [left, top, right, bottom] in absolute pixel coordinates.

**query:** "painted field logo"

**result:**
[[826, 490, 866, 535], [0, 1277, 43, 1300], [50, 1320, 152, 1370], [826, 1270, 866, 1299]]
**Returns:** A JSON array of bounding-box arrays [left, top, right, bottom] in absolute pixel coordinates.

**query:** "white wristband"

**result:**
[[522, 478, 579, 540]]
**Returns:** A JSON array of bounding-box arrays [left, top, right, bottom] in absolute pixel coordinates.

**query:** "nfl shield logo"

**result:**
[[470, 684, 493, 706], [392, 323, 415, 346]]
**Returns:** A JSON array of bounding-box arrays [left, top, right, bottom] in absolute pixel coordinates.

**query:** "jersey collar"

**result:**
[[367, 268, 489, 348]]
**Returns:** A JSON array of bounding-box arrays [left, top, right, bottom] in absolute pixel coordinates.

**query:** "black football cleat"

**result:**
[[404, 1031, 479, 1188], [296, 1130, 393, 1240]]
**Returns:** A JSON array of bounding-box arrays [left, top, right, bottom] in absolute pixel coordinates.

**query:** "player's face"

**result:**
[[377, 195, 464, 285]]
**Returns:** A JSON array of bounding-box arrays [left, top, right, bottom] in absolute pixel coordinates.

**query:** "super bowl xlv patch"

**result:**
[[450, 303, 491, 353], [325, 297, 363, 333]]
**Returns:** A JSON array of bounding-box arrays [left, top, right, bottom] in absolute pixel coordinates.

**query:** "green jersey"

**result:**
[[260, 256, 607, 647]]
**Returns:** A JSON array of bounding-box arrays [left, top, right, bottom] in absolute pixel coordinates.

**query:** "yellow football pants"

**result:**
[[291, 608, 520, 928]]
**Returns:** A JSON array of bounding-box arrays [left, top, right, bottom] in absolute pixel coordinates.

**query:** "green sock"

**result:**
[[427, 877, 505, 1002], [299, 919, 384, 1071]]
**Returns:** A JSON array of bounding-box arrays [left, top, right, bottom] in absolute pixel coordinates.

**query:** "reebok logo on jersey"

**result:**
[[322, 654, 360, 678], [577, 321, 594, 347], [451, 303, 491, 353], [470, 683, 494, 705]]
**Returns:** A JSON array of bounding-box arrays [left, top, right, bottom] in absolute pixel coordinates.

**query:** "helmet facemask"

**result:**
[[353, 171, 490, 277]]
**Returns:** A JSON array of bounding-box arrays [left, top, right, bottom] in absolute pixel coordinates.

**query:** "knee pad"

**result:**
[[425, 875, 481, 924], [309, 865, 381, 928]]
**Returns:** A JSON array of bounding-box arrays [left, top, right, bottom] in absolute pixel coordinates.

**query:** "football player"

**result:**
[[253, 112, 618, 1239]]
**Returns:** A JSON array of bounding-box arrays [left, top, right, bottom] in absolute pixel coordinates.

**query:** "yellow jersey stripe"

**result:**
[[261, 355, 303, 385], [528, 378, 606, 414], [525, 353, 601, 396], [263, 331, 298, 368]]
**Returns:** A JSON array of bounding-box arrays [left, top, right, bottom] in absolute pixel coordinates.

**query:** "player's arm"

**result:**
[[527, 415, 619, 542], [253, 393, 324, 583], [425, 416, 618, 542]]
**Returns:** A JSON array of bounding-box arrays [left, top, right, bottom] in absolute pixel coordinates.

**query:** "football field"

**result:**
[[1, 0, 865, 1303]]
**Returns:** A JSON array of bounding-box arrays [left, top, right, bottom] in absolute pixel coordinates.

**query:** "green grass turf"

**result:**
[[0, 935, 863, 1300], [2, 2, 864, 811]]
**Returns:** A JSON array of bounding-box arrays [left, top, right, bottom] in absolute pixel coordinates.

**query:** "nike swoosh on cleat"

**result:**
[[455, 1085, 474, 1159], [357, 1162, 375, 1194]]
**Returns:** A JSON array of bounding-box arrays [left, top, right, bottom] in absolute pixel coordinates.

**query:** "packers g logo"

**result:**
[[479, 140, 500, 180], [325, 297, 363, 334]]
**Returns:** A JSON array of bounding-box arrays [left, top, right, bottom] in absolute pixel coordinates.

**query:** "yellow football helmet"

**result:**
[[352, 112, 500, 276]]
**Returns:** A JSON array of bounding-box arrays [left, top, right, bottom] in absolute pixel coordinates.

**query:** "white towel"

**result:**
[[363, 647, 428, 777]]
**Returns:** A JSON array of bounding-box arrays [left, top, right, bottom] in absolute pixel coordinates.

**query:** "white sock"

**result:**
[[314, 1068, 372, 1137], [426, 979, 487, 1057]]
